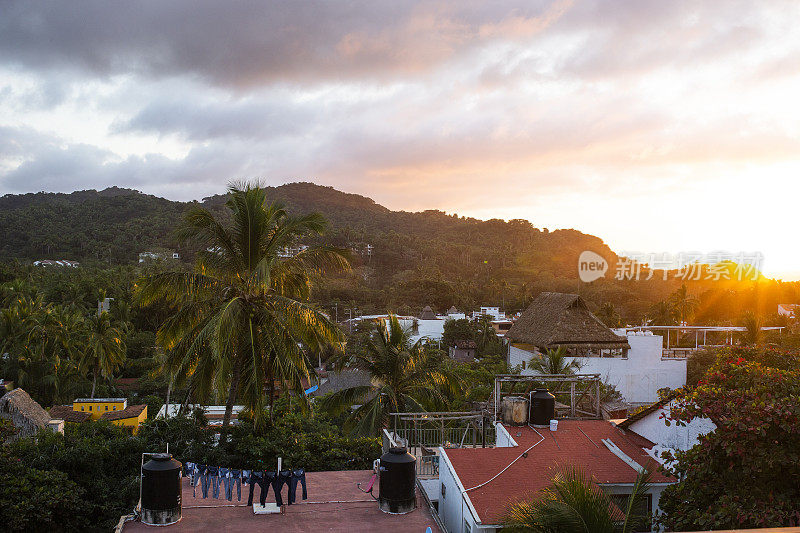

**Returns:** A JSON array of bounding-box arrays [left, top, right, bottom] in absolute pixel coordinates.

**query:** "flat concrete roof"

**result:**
[[123, 470, 439, 532]]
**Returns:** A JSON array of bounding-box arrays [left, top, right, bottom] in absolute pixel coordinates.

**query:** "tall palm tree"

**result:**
[[505, 466, 652, 533], [136, 184, 349, 429], [527, 347, 582, 375], [81, 311, 126, 398], [320, 315, 461, 435], [669, 284, 699, 324]]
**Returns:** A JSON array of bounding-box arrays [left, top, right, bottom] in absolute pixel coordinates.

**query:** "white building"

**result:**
[[437, 420, 675, 533], [344, 313, 445, 344], [778, 303, 799, 317], [156, 404, 245, 425], [617, 396, 716, 464], [138, 251, 179, 262], [475, 306, 505, 320], [33, 259, 79, 267], [507, 293, 686, 404]]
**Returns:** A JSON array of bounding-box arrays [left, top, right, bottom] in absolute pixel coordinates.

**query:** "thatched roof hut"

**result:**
[[0, 388, 51, 439], [419, 305, 437, 320], [506, 292, 629, 352]]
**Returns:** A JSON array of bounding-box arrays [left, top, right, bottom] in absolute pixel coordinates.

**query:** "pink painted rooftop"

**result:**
[[123, 469, 439, 532]]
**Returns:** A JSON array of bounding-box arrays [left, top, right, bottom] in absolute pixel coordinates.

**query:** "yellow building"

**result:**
[[62, 398, 147, 434], [100, 404, 147, 434], [72, 397, 128, 420]]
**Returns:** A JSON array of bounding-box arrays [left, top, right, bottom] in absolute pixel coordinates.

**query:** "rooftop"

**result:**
[[123, 470, 439, 532], [101, 404, 146, 421], [49, 405, 91, 423], [444, 420, 671, 525]]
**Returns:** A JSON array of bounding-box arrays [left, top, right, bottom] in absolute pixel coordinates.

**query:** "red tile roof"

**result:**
[[48, 405, 91, 423], [444, 420, 673, 525], [100, 404, 146, 421]]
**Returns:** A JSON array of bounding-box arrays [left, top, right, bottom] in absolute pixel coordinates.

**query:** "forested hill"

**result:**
[[0, 182, 616, 275], [2, 182, 797, 320]]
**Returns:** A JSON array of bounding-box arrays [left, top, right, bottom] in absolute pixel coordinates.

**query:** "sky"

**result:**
[[1, 1, 799, 279]]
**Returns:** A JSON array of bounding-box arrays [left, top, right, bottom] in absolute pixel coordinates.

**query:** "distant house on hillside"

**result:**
[[778, 303, 799, 317], [139, 251, 179, 262], [33, 259, 79, 267], [0, 388, 58, 439], [277, 244, 309, 259], [507, 292, 686, 404], [448, 339, 477, 362]]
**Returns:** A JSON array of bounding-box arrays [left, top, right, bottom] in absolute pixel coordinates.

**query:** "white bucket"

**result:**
[[549, 419, 558, 432]]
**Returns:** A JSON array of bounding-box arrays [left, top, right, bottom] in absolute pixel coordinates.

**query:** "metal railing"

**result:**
[[662, 348, 695, 359]]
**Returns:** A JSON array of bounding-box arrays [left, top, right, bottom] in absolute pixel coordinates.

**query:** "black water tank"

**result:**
[[530, 388, 556, 426], [141, 453, 182, 526], [378, 446, 417, 514]]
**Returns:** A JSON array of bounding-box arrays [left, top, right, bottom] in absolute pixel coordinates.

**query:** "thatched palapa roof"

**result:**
[[419, 305, 437, 320], [506, 292, 629, 350], [0, 388, 51, 439]]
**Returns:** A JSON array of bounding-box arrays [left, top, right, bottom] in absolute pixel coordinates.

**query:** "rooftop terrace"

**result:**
[[122, 470, 439, 532]]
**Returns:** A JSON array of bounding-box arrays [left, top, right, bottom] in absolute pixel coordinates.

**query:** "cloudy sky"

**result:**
[[1, 1, 799, 279]]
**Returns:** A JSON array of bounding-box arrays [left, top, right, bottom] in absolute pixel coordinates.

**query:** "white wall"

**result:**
[[494, 421, 518, 448], [412, 318, 445, 343], [627, 402, 716, 461], [513, 334, 687, 404]]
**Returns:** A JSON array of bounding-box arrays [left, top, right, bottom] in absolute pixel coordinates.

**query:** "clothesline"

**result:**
[[184, 461, 308, 507]]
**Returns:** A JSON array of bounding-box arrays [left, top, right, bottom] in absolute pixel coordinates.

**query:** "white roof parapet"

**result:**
[[74, 397, 127, 403], [601, 438, 646, 474]]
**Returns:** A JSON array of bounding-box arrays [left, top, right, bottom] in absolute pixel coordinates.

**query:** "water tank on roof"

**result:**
[[141, 453, 182, 526], [529, 388, 555, 427], [378, 446, 416, 514], [501, 396, 529, 426]]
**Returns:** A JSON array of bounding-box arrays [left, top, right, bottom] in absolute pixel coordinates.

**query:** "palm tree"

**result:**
[[740, 311, 764, 346], [136, 184, 349, 429], [647, 300, 677, 326], [505, 466, 652, 533], [320, 315, 461, 435], [527, 347, 582, 375], [596, 302, 621, 328], [669, 284, 699, 324], [81, 311, 126, 398]]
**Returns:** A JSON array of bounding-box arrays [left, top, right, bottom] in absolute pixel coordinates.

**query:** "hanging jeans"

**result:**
[[198, 465, 211, 498], [228, 469, 242, 501], [247, 471, 263, 506], [288, 469, 308, 504], [219, 468, 231, 501], [207, 466, 221, 499], [276, 470, 292, 505], [261, 472, 283, 507]]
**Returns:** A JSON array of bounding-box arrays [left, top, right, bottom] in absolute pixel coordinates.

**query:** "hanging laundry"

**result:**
[[288, 468, 308, 504]]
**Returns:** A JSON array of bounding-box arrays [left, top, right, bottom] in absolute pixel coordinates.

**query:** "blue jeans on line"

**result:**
[[228, 469, 242, 501], [208, 466, 221, 499]]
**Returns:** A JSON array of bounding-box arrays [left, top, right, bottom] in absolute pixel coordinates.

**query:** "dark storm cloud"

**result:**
[[0, 0, 564, 88]]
